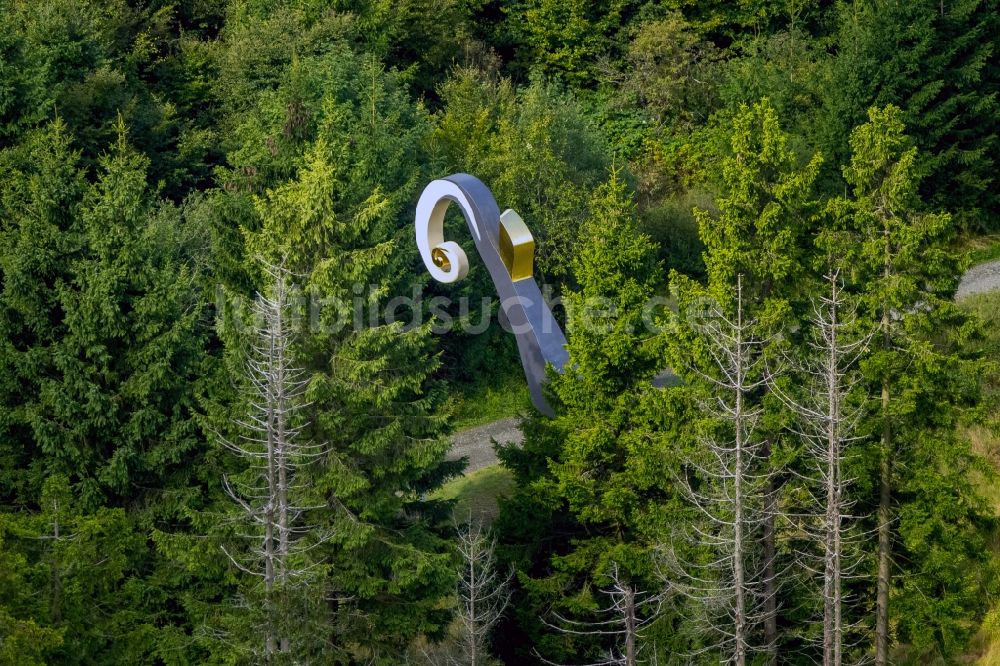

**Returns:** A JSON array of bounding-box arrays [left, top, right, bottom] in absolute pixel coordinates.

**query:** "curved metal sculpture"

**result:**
[[415, 174, 568, 415]]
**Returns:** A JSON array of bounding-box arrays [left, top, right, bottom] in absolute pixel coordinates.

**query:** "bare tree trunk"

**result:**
[[538, 563, 658, 666], [273, 275, 291, 655], [665, 275, 775, 665], [823, 440, 836, 666], [875, 376, 891, 666], [823, 291, 838, 666], [50, 500, 62, 625], [770, 271, 867, 666], [823, 290, 841, 666], [624, 585, 636, 666], [833, 461, 843, 666], [264, 356, 278, 659], [218, 260, 326, 661], [730, 276, 753, 666], [762, 446, 778, 663], [734, 379, 747, 666], [456, 519, 511, 666], [468, 531, 478, 666]]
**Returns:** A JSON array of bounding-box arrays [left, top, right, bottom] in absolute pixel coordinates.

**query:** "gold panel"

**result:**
[[499, 209, 534, 282], [431, 246, 451, 271]]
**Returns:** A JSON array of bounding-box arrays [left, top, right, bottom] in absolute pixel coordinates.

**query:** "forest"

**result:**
[[0, 0, 998, 664]]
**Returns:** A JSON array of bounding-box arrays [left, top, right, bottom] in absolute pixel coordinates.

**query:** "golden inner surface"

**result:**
[[431, 247, 451, 271], [499, 209, 534, 281]]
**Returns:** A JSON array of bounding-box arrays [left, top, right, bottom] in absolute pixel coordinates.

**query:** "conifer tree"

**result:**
[[154, 47, 456, 664], [0, 479, 67, 666], [0, 475, 140, 665], [770, 271, 870, 665], [0, 117, 208, 509], [673, 98, 822, 658], [495, 169, 677, 664], [831, 0, 1000, 231], [454, 519, 511, 666], [0, 117, 212, 663], [239, 114, 457, 662], [830, 105, 992, 662], [666, 277, 777, 665], [215, 260, 331, 661], [0, 120, 86, 504]]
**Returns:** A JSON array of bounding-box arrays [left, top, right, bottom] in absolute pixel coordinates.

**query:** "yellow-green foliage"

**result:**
[[962, 291, 1000, 412], [960, 290, 1000, 664]]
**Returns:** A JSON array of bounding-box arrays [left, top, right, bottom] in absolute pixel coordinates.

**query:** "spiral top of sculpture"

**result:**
[[414, 174, 569, 416]]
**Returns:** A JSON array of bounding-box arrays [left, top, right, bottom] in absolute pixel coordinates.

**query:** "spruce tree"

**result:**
[[239, 111, 456, 662], [0, 116, 208, 510], [0, 475, 142, 665], [831, 0, 999, 231], [0, 515, 64, 666], [494, 169, 680, 663], [830, 105, 992, 662], [154, 47, 457, 664], [0, 118, 213, 663]]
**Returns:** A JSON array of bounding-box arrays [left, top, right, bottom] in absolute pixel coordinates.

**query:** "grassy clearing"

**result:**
[[447, 370, 532, 430], [963, 289, 1000, 317], [958, 234, 1000, 265], [413, 466, 516, 662], [970, 426, 1000, 510], [431, 464, 515, 526]]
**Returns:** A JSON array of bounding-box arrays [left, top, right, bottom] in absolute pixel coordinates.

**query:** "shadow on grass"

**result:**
[[432, 465, 515, 526]]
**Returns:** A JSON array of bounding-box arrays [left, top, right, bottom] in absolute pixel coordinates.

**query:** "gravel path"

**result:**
[[957, 258, 1000, 299], [446, 417, 523, 474], [448, 258, 1000, 474]]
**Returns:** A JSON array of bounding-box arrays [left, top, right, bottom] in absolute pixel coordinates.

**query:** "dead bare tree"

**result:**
[[452, 518, 512, 666], [770, 271, 871, 666], [537, 563, 661, 666], [664, 275, 778, 665], [217, 259, 328, 661], [35, 494, 77, 626]]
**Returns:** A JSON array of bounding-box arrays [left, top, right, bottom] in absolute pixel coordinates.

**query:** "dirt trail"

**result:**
[[446, 417, 523, 474], [957, 258, 1000, 299]]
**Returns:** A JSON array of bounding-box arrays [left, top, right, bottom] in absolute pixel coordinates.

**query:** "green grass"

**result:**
[[958, 234, 1000, 265], [431, 465, 515, 525], [447, 370, 532, 430], [962, 290, 1000, 325], [959, 290, 1000, 508]]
